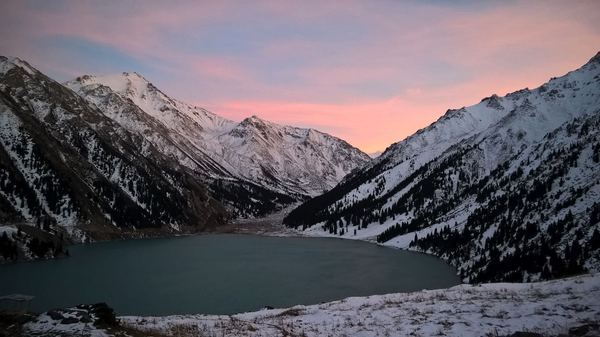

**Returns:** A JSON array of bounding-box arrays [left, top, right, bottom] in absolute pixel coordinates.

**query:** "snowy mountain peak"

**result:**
[[586, 51, 600, 65], [240, 114, 269, 127], [69, 71, 159, 99], [0, 56, 38, 76], [122, 71, 145, 79], [480, 94, 504, 110], [66, 70, 369, 197], [0, 58, 230, 241], [247, 114, 262, 121], [66, 72, 235, 135]]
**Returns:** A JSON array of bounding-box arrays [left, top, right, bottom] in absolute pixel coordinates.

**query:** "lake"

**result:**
[[0, 234, 460, 315]]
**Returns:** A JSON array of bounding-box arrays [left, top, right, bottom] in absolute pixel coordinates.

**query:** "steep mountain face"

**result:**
[[217, 115, 368, 195], [0, 56, 228, 243], [60, 73, 294, 219], [65, 73, 369, 197], [284, 52, 600, 283], [0, 55, 368, 256]]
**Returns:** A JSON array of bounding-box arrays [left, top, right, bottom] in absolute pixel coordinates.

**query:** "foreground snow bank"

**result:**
[[122, 273, 600, 337]]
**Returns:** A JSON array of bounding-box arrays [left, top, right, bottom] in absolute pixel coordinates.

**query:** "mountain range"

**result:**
[[65, 73, 369, 198], [0, 56, 367, 255], [2, 51, 599, 284], [284, 52, 600, 283]]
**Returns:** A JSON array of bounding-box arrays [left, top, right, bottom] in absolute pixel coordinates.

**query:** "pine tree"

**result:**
[[410, 232, 418, 247], [591, 228, 600, 250]]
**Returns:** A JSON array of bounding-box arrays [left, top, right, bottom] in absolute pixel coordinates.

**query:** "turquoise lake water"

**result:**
[[0, 234, 460, 315]]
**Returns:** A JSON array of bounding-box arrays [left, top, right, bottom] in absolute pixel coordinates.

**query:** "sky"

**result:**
[[1, 1, 599, 153]]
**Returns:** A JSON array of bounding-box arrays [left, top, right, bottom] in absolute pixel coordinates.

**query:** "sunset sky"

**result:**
[[1, 1, 599, 153]]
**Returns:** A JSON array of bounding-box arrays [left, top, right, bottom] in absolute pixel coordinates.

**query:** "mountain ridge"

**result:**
[[0, 56, 368, 260], [65, 72, 370, 197], [284, 51, 600, 283], [0, 56, 228, 245]]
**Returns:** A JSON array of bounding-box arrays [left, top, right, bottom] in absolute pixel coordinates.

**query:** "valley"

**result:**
[[0, 5, 599, 333], [0, 56, 368, 262]]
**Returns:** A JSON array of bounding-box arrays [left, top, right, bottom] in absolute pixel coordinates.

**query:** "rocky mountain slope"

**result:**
[[65, 73, 369, 197], [0, 56, 229, 246], [0, 56, 368, 259], [61, 72, 298, 219], [284, 52, 600, 283]]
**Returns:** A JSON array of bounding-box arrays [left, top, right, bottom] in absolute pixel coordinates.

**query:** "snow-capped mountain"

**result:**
[[65, 73, 369, 197], [0, 56, 368, 253], [0, 56, 228, 243], [285, 52, 600, 283]]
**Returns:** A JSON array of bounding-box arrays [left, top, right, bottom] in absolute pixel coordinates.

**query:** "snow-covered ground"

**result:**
[[112, 273, 600, 337], [0, 225, 18, 236]]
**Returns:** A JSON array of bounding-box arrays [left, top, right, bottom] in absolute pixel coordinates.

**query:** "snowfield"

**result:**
[[112, 273, 600, 337]]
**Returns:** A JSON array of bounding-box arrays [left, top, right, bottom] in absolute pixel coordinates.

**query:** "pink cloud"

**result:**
[[1, 0, 599, 152], [190, 57, 253, 82], [206, 98, 443, 153]]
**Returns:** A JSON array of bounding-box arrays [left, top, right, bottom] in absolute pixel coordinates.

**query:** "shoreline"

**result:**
[[5, 211, 599, 336], [18, 273, 600, 337]]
